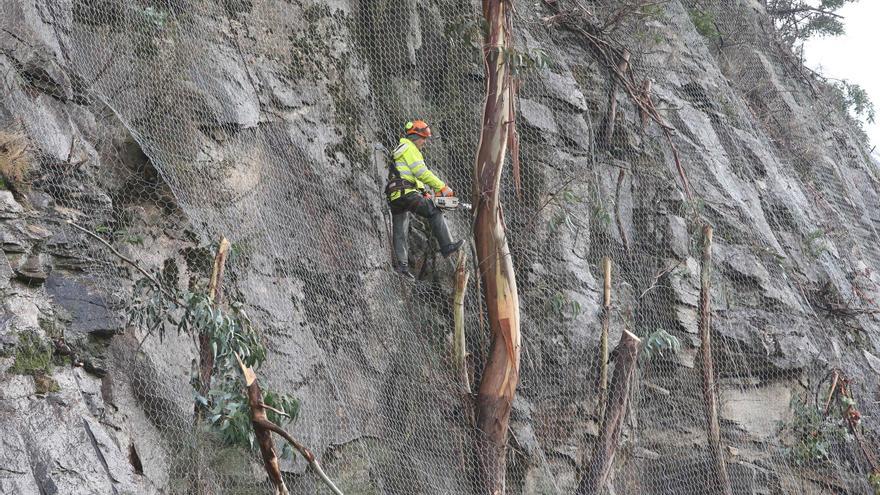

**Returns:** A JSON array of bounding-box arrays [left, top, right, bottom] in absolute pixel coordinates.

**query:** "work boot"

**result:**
[[440, 240, 464, 258]]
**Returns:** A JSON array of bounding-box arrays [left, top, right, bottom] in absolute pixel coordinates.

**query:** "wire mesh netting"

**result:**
[[2, 0, 880, 493]]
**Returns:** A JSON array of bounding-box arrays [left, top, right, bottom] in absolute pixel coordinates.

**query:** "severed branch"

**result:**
[[254, 418, 343, 495], [541, 2, 694, 201], [234, 353, 344, 495], [68, 222, 333, 492], [825, 372, 880, 480]]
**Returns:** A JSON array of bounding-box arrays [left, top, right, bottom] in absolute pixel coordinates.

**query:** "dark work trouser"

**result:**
[[390, 192, 454, 270]]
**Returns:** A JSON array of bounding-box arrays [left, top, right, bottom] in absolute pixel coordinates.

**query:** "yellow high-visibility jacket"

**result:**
[[388, 138, 445, 201]]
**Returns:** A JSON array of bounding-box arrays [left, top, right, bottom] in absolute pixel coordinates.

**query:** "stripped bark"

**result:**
[[597, 257, 612, 421], [234, 353, 343, 495], [473, 0, 522, 491], [454, 250, 472, 394], [578, 330, 641, 494], [698, 225, 732, 495]]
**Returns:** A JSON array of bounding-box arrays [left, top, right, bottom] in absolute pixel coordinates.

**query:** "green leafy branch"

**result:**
[[128, 272, 299, 451], [69, 221, 302, 464], [784, 395, 851, 466], [830, 79, 876, 125], [548, 188, 594, 235], [642, 329, 681, 360], [501, 47, 552, 76], [547, 291, 582, 321], [205, 372, 300, 457]]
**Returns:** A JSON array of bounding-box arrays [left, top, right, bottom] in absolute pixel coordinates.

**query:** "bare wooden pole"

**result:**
[[578, 329, 641, 494], [453, 250, 472, 394], [598, 257, 612, 421], [698, 225, 732, 495]]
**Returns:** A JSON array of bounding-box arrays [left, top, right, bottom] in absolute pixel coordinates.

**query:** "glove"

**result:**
[[439, 186, 454, 197]]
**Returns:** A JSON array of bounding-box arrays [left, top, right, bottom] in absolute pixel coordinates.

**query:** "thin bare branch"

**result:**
[[67, 220, 176, 299]]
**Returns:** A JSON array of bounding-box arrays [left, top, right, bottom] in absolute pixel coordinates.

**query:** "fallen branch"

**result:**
[[235, 353, 343, 495], [827, 371, 880, 479], [822, 370, 839, 417]]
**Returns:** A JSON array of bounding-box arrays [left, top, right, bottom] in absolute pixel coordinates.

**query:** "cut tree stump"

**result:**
[[578, 329, 641, 495]]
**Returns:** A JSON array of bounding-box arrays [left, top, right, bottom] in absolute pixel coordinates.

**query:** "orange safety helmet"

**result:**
[[404, 120, 432, 139]]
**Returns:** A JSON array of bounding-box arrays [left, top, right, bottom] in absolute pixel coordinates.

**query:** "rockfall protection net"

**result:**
[[2, 0, 880, 493]]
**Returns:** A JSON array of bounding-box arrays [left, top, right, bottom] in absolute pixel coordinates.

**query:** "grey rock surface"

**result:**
[[45, 272, 122, 337], [1, 0, 879, 493]]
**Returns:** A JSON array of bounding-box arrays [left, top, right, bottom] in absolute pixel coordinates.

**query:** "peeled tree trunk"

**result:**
[[473, 0, 521, 492]]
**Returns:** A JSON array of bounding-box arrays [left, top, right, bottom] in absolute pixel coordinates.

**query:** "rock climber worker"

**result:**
[[385, 119, 463, 278]]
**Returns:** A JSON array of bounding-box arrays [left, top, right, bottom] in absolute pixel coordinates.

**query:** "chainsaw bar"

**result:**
[[433, 196, 472, 211]]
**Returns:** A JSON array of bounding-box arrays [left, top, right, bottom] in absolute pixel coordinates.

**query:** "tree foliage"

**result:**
[[766, 0, 858, 46], [831, 79, 876, 125], [127, 267, 299, 454]]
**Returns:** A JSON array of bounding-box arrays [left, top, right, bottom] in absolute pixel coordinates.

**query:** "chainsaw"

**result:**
[[432, 196, 472, 211]]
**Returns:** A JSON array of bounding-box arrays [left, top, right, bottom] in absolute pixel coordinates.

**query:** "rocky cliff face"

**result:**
[[2, 0, 880, 494]]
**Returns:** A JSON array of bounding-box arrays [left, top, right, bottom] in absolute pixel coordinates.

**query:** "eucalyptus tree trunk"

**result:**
[[473, 0, 521, 492]]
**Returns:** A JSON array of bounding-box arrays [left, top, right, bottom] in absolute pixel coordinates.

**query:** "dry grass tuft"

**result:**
[[0, 129, 33, 195]]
